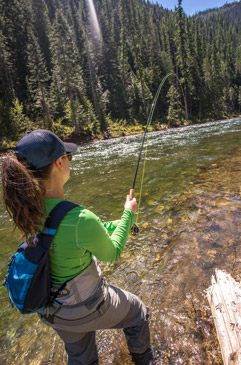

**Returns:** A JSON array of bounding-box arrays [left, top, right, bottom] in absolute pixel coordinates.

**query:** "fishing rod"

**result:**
[[130, 72, 174, 235]]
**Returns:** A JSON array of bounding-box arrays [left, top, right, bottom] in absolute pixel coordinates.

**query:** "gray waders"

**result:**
[[38, 258, 154, 364]]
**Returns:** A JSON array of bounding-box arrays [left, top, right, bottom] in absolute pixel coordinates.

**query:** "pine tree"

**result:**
[[116, 0, 134, 120], [127, 0, 149, 120], [192, 17, 205, 119], [1, 0, 29, 101], [167, 84, 182, 127], [0, 27, 15, 106], [174, 0, 188, 120], [82, 0, 106, 131], [50, 9, 98, 134], [0, 28, 15, 139], [185, 17, 204, 118], [209, 38, 224, 116], [31, 0, 52, 73], [26, 27, 52, 128]]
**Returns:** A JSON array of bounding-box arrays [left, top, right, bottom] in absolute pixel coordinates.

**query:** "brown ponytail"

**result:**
[[1, 152, 53, 241]]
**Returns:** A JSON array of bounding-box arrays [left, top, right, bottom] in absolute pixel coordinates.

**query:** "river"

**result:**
[[0, 118, 241, 364]]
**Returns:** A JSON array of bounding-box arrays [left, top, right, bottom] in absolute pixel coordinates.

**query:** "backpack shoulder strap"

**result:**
[[43, 201, 79, 232], [23, 201, 79, 262]]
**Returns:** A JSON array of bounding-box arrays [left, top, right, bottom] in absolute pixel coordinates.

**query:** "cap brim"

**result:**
[[64, 142, 78, 153]]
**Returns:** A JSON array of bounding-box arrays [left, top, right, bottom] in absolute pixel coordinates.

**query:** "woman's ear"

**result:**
[[54, 156, 63, 169]]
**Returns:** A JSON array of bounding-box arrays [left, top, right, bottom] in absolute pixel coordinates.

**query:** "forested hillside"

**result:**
[[0, 0, 240, 145]]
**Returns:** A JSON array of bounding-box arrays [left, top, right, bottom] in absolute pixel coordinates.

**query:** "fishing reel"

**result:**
[[130, 223, 139, 236]]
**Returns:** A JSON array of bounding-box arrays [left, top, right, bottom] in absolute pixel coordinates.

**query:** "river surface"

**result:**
[[1, 118, 241, 364]]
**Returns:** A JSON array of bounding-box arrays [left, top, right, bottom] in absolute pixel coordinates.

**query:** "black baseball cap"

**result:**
[[15, 129, 78, 169]]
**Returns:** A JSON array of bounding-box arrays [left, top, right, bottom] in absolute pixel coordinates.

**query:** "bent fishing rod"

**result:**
[[129, 72, 174, 235]]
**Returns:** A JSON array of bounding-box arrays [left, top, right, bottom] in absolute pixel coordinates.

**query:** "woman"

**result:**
[[1, 129, 154, 365]]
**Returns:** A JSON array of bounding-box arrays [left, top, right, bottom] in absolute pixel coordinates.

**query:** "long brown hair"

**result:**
[[1, 152, 53, 240]]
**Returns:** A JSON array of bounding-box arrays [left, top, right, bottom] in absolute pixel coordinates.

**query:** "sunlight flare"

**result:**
[[85, 0, 102, 43]]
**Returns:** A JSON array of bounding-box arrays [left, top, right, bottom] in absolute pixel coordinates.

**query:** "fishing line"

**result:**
[[130, 72, 177, 234], [135, 133, 149, 224]]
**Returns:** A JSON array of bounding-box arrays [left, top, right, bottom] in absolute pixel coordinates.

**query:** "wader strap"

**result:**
[[43, 301, 62, 324], [50, 258, 102, 306], [40, 279, 109, 325], [49, 281, 68, 306], [51, 294, 111, 326], [60, 278, 106, 310]]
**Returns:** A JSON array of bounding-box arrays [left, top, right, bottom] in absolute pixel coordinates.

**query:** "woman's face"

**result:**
[[60, 153, 71, 185]]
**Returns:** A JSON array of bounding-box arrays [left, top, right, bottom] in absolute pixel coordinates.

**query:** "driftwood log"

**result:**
[[207, 269, 241, 365]]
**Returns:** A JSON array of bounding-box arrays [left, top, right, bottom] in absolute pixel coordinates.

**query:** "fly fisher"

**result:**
[[1, 129, 155, 365]]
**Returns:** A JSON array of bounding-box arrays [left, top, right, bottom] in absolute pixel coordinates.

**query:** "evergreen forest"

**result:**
[[0, 0, 241, 146]]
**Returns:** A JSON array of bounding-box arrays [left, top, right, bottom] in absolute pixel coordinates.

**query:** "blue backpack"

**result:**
[[3, 201, 78, 314]]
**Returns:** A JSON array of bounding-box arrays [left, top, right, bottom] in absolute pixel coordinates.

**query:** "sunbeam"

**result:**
[[85, 0, 102, 43]]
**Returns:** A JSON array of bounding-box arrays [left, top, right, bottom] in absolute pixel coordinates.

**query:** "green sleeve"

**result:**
[[102, 220, 119, 235], [76, 209, 136, 262]]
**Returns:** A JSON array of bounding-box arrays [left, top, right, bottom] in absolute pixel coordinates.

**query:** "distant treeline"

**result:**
[[0, 0, 241, 144]]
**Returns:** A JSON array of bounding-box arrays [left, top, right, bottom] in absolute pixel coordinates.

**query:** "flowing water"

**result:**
[[1, 118, 241, 364]]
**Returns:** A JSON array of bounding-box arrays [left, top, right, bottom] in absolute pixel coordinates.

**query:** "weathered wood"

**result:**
[[207, 269, 241, 365]]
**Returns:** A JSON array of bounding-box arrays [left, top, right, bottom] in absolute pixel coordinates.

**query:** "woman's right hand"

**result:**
[[124, 195, 138, 214]]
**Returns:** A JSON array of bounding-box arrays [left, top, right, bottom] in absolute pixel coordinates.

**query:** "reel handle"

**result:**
[[129, 188, 135, 199], [129, 189, 139, 235]]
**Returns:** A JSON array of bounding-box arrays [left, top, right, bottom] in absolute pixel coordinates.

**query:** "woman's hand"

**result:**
[[124, 195, 138, 214]]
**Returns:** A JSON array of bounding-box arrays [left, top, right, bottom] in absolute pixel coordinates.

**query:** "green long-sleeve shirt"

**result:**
[[44, 198, 136, 284]]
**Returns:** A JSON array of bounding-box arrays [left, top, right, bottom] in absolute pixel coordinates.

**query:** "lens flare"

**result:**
[[85, 0, 102, 43]]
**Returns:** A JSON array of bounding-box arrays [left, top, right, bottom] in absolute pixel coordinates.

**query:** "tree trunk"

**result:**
[[40, 85, 52, 129]]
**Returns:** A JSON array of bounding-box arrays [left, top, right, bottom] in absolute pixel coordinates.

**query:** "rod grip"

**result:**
[[129, 189, 135, 199]]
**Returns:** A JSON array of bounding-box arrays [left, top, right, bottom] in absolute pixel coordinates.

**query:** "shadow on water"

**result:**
[[0, 119, 241, 364]]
